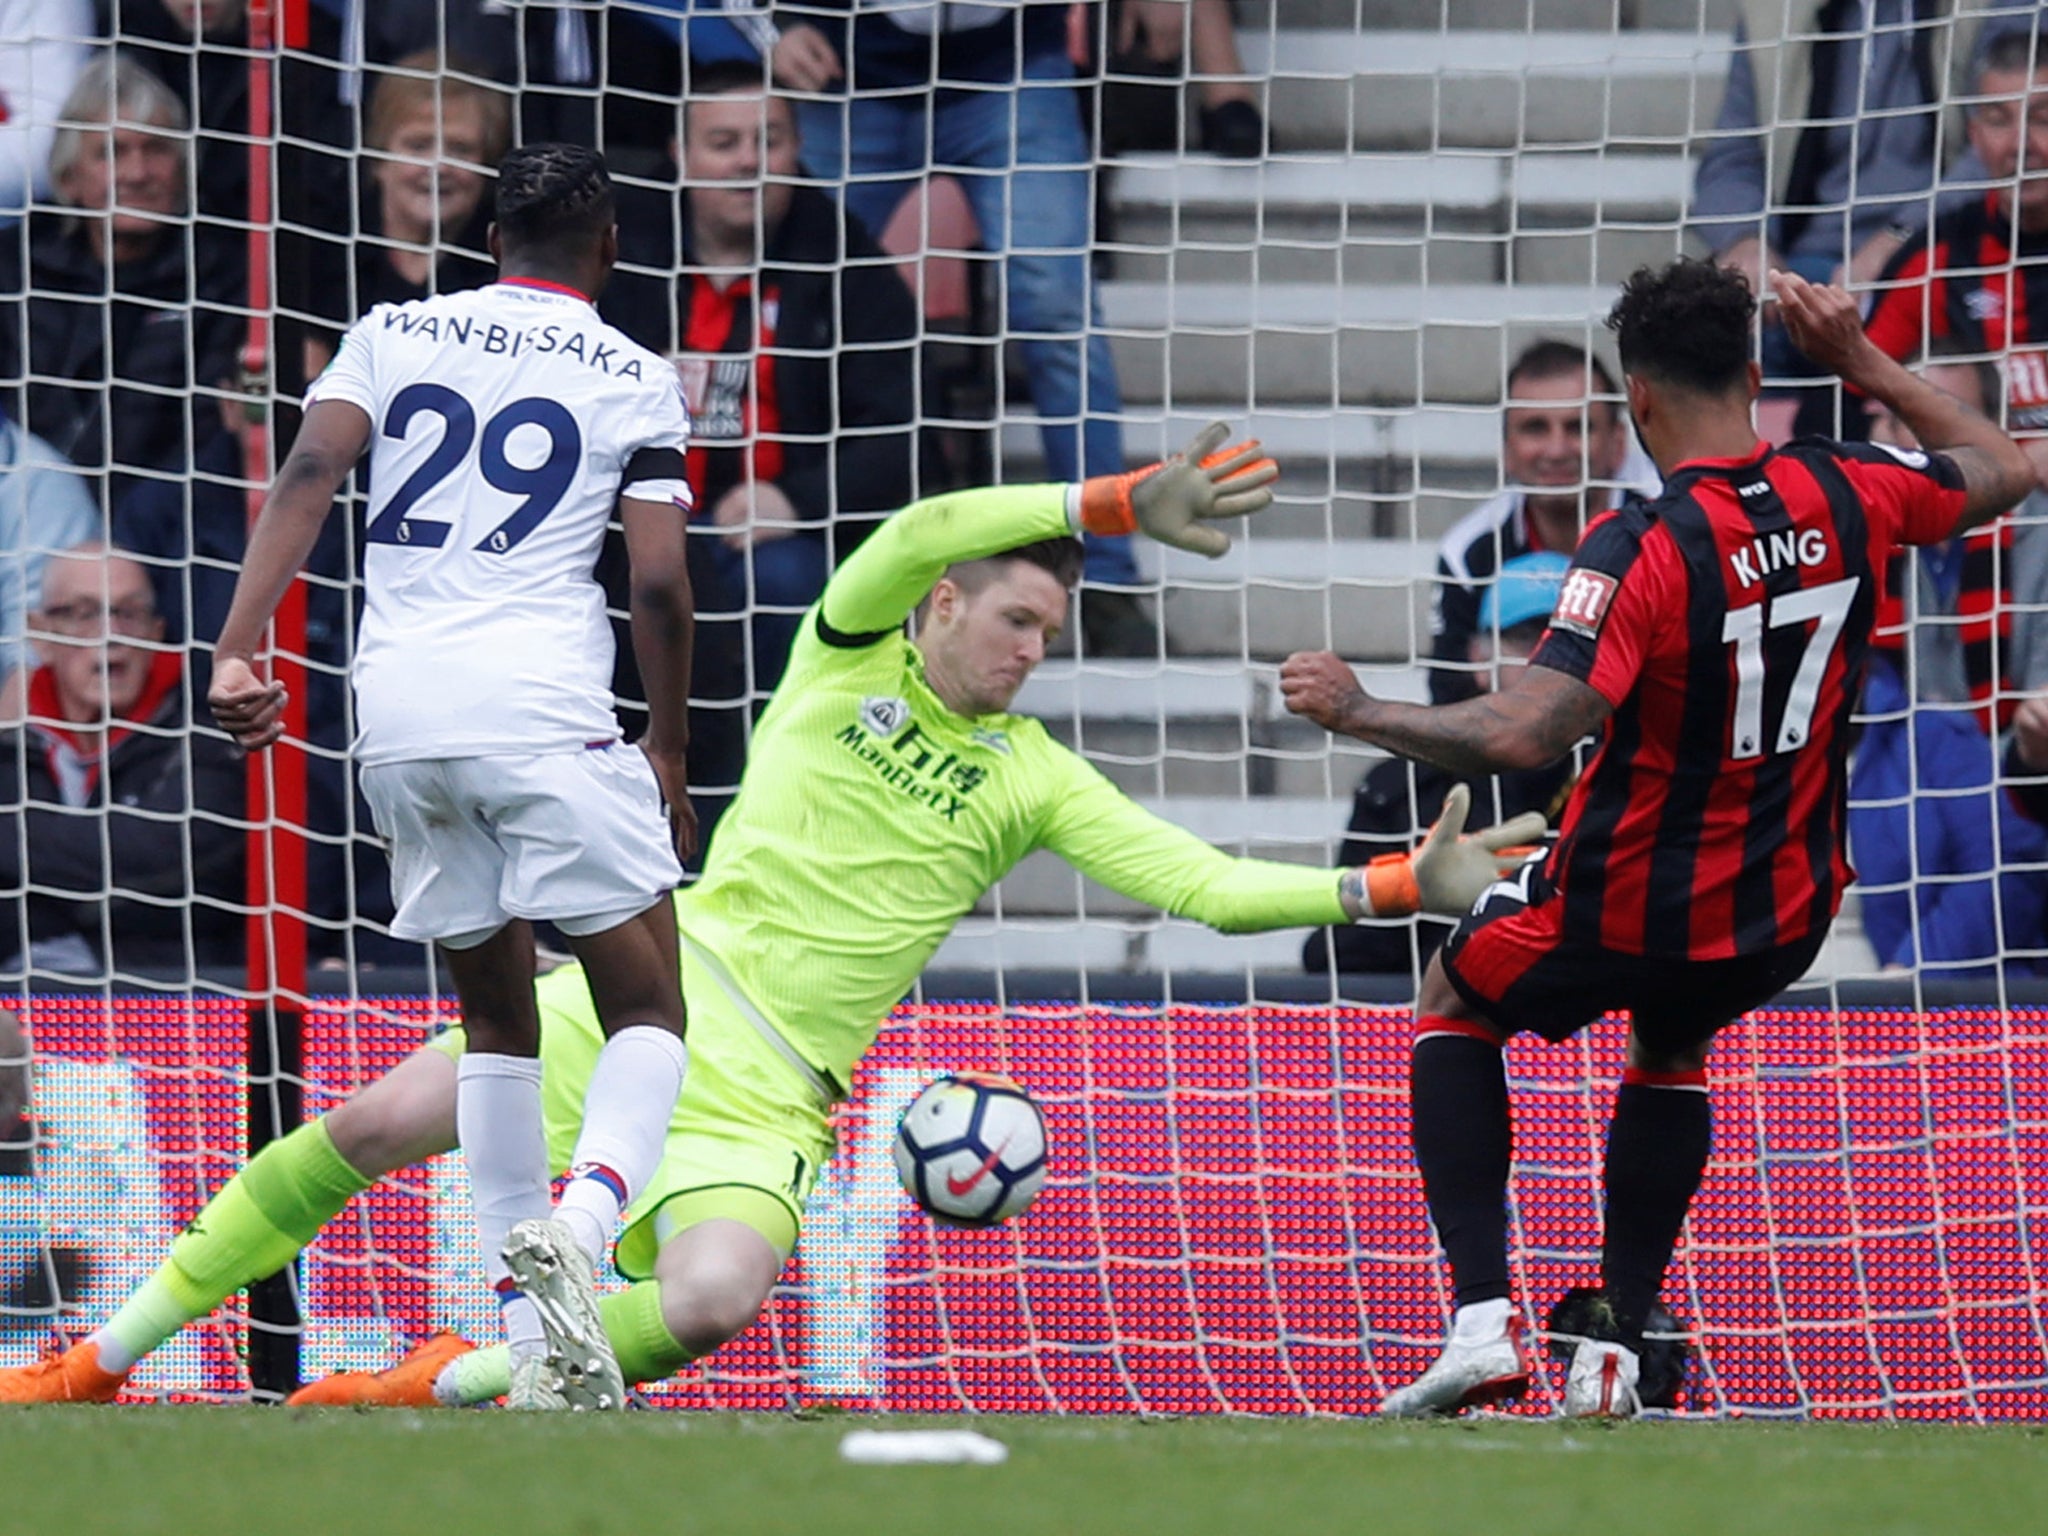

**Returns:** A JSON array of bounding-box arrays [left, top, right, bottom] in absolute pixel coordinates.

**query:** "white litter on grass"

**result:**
[[839, 1430, 1009, 1466]]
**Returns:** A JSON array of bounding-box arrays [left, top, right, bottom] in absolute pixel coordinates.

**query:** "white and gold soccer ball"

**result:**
[[892, 1071, 1048, 1229]]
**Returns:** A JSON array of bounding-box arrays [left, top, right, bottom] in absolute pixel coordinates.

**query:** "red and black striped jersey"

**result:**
[[1865, 192, 2048, 431], [1528, 439, 1966, 959], [675, 273, 786, 513]]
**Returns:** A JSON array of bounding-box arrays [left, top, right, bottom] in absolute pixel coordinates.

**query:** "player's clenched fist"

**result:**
[[1279, 649, 1369, 734], [208, 656, 289, 751]]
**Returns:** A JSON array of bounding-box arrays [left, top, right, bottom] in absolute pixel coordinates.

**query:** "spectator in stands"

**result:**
[[1427, 340, 1651, 705], [1693, 0, 2034, 424], [1095, 0, 1267, 159], [1867, 348, 2048, 718], [108, 390, 380, 962], [724, 0, 1157, 655], [0, 415, 100, 720], [613, 67, 919, 650], [1850, 349, 2048, 976], [606, 63, 922, 827], [1865, 26, 2048, 473], [1306, 552, 1576, 977], [359, 54, 507, 307], [106, 0, 351, 231], [2007, 693, 2048, 834], [110, 390, 348, 729], [1854, 658, 2048, 976], [0, 55, 243, 508], [0, 543, 243, 979], [1692, 1, 2031, 299], [298, 49, 511, 371], [0, 0, 93, 223], [348, 0, 684, 177]]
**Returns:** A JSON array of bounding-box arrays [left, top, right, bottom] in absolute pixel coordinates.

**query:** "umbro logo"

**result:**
[[1965, 289, 2004, 321]]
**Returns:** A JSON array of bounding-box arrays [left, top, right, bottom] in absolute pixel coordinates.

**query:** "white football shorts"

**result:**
[[361, 745, 683, 947]]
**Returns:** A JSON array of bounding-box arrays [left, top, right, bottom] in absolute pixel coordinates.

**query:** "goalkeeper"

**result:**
[[0, 427, 1543, 1407]]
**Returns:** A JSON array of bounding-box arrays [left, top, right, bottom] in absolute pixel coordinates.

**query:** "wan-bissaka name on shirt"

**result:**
[[835, 717, 989, 822], [379, 308, 645, 379]]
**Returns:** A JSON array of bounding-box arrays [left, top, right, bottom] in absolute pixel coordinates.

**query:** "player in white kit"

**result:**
[[210, 145, 695, 1411]]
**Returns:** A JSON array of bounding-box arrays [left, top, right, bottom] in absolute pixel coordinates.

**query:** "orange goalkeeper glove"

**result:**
[[1348, 784, 1550, 919], [1077, 420, 1279, 556]]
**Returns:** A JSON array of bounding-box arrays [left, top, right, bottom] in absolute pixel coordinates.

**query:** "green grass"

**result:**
[[4, 1408, 2048, 1536]]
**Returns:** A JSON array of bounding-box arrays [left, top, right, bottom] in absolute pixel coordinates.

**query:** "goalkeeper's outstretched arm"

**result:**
[[1039, 756, 1543, 933], [818, 483, 1080, 641], [817, 423, 1279, 641]]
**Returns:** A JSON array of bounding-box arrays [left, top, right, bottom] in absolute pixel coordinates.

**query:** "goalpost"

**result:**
[[1, 0, 2044, 1418]]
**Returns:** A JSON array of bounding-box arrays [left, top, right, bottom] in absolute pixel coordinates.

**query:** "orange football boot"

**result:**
[[0, 1341, 127, 1404], [285, 1332, 475, 1408]]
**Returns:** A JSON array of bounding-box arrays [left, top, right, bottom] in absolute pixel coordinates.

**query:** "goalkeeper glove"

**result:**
[[1076, 420, 1279, 557], [1350, 783, 1549, 919]]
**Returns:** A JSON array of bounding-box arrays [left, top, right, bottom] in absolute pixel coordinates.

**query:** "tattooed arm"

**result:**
[[1279, 651, 1609, 775]]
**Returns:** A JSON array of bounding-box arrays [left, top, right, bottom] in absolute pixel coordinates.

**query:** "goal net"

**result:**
[[2, 0, 2046, 1419]]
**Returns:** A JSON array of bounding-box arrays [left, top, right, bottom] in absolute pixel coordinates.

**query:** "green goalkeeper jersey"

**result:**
[[675, 483, 1348, 1093]]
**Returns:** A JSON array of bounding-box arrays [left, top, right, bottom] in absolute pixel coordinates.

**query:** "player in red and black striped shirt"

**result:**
[[1282, 258, 2035, 1419]]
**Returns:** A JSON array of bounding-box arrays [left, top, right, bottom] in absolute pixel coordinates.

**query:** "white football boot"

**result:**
[[1378, 1298, 1535, 1418], [506, 1352, 569, 1411], [503, 1217, 626, 1411], [1562, 1339, 1642, 1420]]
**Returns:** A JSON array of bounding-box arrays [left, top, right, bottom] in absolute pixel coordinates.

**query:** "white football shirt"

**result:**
[[306, 278, 693, 767]]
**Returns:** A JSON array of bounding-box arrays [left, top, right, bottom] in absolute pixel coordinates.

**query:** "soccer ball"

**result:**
[[892, 1071, 1048, 1228]]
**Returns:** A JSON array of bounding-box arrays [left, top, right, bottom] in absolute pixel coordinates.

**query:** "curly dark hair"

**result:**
[[1605, 257, 1756, 394], [494, 142, 615, 256]]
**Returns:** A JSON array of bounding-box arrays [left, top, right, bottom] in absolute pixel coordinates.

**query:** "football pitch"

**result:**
[[5, 1409, 2048, 1535]]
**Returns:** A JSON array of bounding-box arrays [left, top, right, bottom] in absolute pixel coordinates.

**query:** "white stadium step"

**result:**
[[1102, 280, 1621, 332], [1238, 30, 1731, 152], [931, 920, 1317, 975], [935, 886, 1882, 981], [1097, 281, 1629, 404], [1003, 407, 1508, 469], [1244, 28, 1731, 79], [1237, 0, 1718, 29], [1142, 536, 1438, 585], [1013, 658, 1429, 722], [1109, 150, 1693, 219]]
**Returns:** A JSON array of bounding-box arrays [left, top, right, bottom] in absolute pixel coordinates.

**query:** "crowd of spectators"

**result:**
[[1690, 0, 2035, 424], [3, 3, 2046, 984], [0, 0, 1266, 979]]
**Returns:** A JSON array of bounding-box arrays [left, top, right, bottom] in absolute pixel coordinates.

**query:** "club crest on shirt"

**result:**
[[672, 354, 750, 441], [1965, 288, 2004, 322], [2007, 349, 2048, 433], [1552, 568, 1618, 639], [861, 696, 910, 738]]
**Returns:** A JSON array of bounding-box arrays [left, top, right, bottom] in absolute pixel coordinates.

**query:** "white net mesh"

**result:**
[[0, 0, 2045, 1417]]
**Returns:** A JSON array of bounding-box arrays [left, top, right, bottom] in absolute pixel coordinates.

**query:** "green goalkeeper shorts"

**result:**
[[430, 941, 835, 1280]]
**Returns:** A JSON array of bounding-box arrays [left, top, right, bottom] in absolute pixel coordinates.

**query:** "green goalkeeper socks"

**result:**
[[605, 1279, 696, 1386], [439, 1280, 694, 1405], [93, 1119, 372, 1373]]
